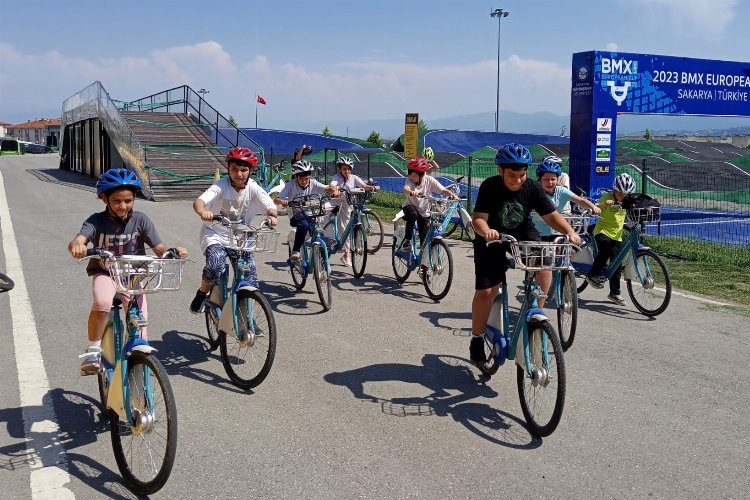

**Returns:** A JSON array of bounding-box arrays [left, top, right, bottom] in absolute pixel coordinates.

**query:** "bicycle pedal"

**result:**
[[135, 318, 148, 328]]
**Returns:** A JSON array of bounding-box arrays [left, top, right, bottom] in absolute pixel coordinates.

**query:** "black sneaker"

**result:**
[[189, 290, 207, 315], [586, 275, 606, 289], [469, 335, 487, 364]]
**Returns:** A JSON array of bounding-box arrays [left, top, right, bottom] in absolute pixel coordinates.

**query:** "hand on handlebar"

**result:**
[[198, 210, 214, 221], [483, 229, 501, 241], [69, 243, 88, 259]]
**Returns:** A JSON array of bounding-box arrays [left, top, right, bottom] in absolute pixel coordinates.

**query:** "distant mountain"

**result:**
[[264, 111, 750, 141]]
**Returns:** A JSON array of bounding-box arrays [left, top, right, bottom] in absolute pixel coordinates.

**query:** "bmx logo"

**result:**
[[601, 58, 637, 75], [607, 80, 631, 106]]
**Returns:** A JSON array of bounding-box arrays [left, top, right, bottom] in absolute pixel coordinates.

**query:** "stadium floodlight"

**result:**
[[490, 8, 509, 133], [197, 88, 210, 99]]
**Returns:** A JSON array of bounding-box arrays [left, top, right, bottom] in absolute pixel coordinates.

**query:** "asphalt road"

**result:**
[[1, 155, 748, 498]]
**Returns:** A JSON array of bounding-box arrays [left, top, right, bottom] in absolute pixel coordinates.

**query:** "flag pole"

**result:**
[[255, 93, 258, 128]]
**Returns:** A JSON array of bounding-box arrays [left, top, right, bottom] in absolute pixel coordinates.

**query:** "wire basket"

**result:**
[[224, 225, 280, 253], [508, 241, 574, 271], [105, 256, 185, 295], [427, 197, 451, 217], [345, 188, 368, 206], [562, 214, 593, 234], [626, 206, 661, 223], [290, 195, 326, 218]]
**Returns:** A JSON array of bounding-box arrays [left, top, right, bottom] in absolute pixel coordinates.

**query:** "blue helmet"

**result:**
[[96, 168, 142, 196], [495, 143, 533, 165], [535, 157, 563, 178]]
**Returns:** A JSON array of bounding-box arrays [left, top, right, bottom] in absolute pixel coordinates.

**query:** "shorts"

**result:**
[[473, 238, 510, 290]]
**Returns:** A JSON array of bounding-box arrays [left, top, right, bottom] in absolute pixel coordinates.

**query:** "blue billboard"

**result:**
[[569, 51, 750, 196]]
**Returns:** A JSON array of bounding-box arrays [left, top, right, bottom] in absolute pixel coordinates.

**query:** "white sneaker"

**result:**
[[79, 347, 102, 376], [290, 251, 301, 261], [607, 293, 626, 305], [340, 252, 352, 267]]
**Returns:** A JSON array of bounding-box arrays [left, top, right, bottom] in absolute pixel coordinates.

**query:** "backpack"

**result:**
[[622, 193, 661, 222]]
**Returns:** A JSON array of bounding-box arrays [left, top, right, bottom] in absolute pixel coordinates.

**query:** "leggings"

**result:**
[[202, 244, 259, 288]]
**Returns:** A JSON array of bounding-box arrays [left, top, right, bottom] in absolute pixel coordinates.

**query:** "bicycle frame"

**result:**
[[323, 200, 365, 255], [101, 297, 156, 422], [206, 251, 260, 341], [394, 214, 443, 272], [572, 225, 647, 282]]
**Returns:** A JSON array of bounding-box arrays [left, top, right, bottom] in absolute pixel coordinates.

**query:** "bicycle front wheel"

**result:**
[[423, 239, 453, 301], [626, 249, 671, 316], [362, 211, 384, 254], [313, 245, 333, 311], [351, 226, 368, 278], [557, 270, 578, 351], [220, 289, 277, 389], [517, 321, 566, 437], [288, 243, 307, 290], [574, 269, 588, 293], [0, 272, 14, 293], [391, 235, 412, 283], [110, 352, 177, 495]]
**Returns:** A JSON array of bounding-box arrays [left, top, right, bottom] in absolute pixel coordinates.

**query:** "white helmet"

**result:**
[[543, 155, 563, 165], [613, 173, 636, 194], [292, 160, 315, 177], [336, 156, 354, 169]]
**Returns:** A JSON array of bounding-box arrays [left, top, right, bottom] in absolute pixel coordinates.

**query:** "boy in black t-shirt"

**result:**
[[469, 144, 581, 365]]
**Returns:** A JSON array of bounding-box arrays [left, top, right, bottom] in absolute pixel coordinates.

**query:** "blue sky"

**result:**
[[1, 0, 748, 135]]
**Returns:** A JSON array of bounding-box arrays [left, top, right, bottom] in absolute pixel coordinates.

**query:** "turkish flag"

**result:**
[[256, 95, 267, 105]]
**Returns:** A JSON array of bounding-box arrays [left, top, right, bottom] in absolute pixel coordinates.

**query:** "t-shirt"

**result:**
[[78, 210, 162, 276], [593, 192, 626, 241], [278, 177, 329, 201], [531, 186, 576, 236], [402, 175, 446, 217], [473, 175, 556, 242], [329, 173, 367, 207], [198, 177, 276, 253]]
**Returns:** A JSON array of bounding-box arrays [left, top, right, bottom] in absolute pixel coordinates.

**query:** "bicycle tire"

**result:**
[[463, 221, 476, 242], [204, 306, 221, 351], [478, 333, 502, 376], [626, 249, 671, 316], [220, 289, 277, 389], [442, 220, 459, 238], [313, 245, 333, 311], [557, 270, 578, 351], [574, 270, 589, 293], [422, 239, 454, 301], [97, 369, 114, 420], [0, 272, 14, 293], [110, 352, 177, 495], [391, 238, 412, 283], [351, 226, 368, 278], [288, 243, 307, 290], [362, 211, 384, 254], [516, 321, 566, 437]]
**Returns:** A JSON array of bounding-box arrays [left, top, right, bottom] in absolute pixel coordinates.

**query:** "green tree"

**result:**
[[644, 128, 652, 141], [322, 126, 331, 136], [367, 131, 384, 147], [418, 119, 428, 131], [228, 115, 238, 127]]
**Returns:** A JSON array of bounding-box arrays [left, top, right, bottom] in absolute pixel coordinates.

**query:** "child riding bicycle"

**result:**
[[584, 172, 637, 306], [531, 156, 600, 309], [68, 168, 187, 375], [469, 143, 581, 365], [400, 157, 458, 253], [189, 147, 278, 314], [329, 156, 379, 266], [274, 160, 340, 261]]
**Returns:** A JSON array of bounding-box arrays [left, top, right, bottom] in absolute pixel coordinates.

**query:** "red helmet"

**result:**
[[407, 157, 430, 173], [225, 147, 258, 167]]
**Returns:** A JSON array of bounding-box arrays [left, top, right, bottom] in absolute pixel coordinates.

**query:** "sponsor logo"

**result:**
[[596, 165, 610, 174], [607, 80, 631, 106], [578, 66, 588, 81], [596, 118, 612, 132], [596, 134, 611, 146], [596, 148, 611, 161], [601, 58, 638, 75]]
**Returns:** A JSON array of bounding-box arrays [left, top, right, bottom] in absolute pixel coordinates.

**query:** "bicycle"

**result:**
[[0, 271, 13, 293], [255, 159, 287, 195], [321, 187, 369, 278], [571, 204, 672, 316], [475, 235, 577, 437], [286, 194, 336, 311], [438, 176, 475, 242], [391, 196, 454, 301], [80, 249, 185, 494], [201, 216, 279, 390]]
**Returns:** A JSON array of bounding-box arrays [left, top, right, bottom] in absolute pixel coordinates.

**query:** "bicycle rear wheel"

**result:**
[[288, 244, 307, 290], [351, 226, 368, 278], [0, 272, 14, 293], [313, 245, 333, 311], [110, 352, 177, 495], [556, 270, 578, 351], [422, 239, 453, 301], [204, 305, 221, 351], [362, 211, 384, 254], [626, 249, 671, 316], [517, 321, 566, 437], [220, 289, 277, 389]]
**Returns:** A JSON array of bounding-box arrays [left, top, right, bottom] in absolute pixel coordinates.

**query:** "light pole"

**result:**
[[490, 8, 509, 133], [197, 88, 210, 99]]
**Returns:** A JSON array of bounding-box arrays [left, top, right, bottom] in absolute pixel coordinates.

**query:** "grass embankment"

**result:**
[[369, 191, 749, 306]]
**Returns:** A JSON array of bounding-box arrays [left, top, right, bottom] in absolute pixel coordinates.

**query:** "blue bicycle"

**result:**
[[438, 176, 475, 242], [321, 187, 369, 277], [81, 249, 185, 494], [255, 159, 287, 194], [202, 216, 279, 389], [391, 196, 454, 301]]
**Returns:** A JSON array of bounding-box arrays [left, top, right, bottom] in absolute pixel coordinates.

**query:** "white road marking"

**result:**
[[0, 171, 74, 499]]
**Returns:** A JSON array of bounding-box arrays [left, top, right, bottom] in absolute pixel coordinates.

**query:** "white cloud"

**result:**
[[625, 0, 738, 40]]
